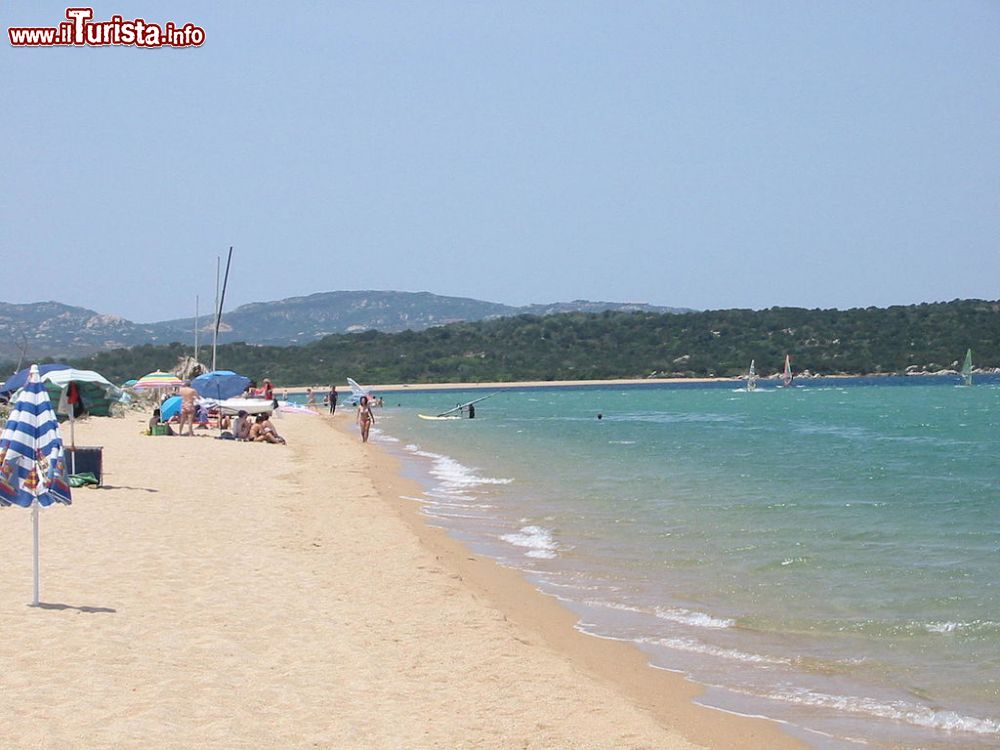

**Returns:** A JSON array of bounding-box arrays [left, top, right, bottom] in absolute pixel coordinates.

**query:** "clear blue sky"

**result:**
[[2, 1, 998, 322]]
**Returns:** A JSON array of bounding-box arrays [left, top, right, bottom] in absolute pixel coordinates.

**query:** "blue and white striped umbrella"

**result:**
[[0, 365, 72, 508], [0, 365, 72, 605]]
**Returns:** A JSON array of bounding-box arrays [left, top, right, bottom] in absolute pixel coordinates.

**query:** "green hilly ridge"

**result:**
[[52, 299, 999, 386]]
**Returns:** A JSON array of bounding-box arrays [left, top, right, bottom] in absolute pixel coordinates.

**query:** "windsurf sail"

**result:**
[[782, 354, 793, 387], [746, 360, 758, 392], [436, 393, 496, 418], [347, 378, 372, 400], [961, 349, 973, 387]]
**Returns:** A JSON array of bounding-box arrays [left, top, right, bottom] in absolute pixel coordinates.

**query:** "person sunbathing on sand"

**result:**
[[232, 410, 252, 441], [250, 413, 286, 444]]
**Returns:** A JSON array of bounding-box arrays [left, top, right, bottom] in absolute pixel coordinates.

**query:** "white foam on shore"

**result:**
[[581, 599, 646, 614], [638, 635, 790, 666], [501, 525, 558, 559], [404, 446, 513, 491], [762, 687, 1000, 736], [654, 606, 735, 630], [923, 619, 999, 634]]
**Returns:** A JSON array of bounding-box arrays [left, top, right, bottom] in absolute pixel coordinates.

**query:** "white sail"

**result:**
[[961, 349, 973, 387], [347, 378, 372, 400], [782, 354, 793, 387], [746, 360, 758, 392]]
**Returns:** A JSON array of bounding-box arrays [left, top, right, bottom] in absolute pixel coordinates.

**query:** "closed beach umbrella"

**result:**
[[133, 371, 184, 391], [0, 365, 72, 606], [0, 363, 71, 399], [193, 370, 251, 400]]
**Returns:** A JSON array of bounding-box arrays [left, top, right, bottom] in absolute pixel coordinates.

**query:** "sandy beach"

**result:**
[[0, 409, 806, 749]]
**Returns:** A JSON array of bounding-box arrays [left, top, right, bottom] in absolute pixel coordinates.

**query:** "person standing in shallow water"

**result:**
[[356, 395, 375, 443]]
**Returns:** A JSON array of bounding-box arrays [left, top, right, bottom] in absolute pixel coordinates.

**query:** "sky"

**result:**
[[2, 1, 998, 323]]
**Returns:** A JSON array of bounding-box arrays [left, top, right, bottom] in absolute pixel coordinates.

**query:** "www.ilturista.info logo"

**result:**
[[8, 7, 205, 48]]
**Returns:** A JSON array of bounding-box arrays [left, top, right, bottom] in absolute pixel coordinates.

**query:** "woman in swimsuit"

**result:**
[[357, 395, 375, 443]]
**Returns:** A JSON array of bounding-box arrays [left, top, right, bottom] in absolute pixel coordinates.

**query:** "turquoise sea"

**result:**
[[355, 376, 998, 749]]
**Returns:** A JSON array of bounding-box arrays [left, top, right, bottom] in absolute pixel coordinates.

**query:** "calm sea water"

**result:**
[[352, 376, 999, 749]]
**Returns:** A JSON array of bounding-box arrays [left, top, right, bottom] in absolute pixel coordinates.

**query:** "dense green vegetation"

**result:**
[[6, 299, 994, 386]]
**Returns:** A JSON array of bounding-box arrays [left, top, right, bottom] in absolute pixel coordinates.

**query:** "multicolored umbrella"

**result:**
[[133, 371, 184, 390], [0, 365, 72, 606]]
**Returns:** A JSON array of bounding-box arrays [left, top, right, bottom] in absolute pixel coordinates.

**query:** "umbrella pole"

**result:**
[[69, 409, 76, 475], [32, 501, 39, 606]]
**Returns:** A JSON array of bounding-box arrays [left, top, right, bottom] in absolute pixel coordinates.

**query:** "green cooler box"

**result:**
[[67, 446, 103, 486]]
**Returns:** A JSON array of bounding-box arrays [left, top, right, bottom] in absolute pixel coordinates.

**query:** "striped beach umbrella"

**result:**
[[133, 371, 184, 390], [0, 365, 72, 606]]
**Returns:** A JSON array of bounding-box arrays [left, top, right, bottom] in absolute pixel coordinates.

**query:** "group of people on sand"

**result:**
[[150, 377, 379, 445], [148, 380, 286, 444], [227, 409, 286, 444]]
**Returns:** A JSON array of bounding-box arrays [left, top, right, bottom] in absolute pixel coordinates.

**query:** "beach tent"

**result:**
[[0, 365, 72, 606], [1, 363, 71, 399], [192, 371, 251, 401], [41, 368, 123, 419], [40, 369, 123, 472]]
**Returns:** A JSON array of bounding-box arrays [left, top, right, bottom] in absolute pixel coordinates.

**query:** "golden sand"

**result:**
[[0, 410, 804, 749]]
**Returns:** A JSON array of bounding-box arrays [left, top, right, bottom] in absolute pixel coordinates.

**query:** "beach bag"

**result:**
[[150, 424, 171, 436]]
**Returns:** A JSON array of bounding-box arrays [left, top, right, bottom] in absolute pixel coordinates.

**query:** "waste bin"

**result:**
[[67, 446, 103, 486]]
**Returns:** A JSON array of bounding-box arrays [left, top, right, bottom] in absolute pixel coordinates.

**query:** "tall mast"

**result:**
[[212, 247, 233, 373], [194, 295, 200, 365], [211, 257, 220, 372]]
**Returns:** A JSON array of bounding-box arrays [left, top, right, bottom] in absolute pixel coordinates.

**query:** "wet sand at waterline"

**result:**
[[0, 411, 803, 749]]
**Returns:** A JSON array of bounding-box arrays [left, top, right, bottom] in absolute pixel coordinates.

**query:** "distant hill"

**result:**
[[158, 291, 687, 346], [0, 301, 188, 362], [0, 291, 688, 363]]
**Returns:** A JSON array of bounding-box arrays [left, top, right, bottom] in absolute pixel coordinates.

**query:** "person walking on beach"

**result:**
[[176, 381, 200, 436], [328, 386, 338, 415], [306, 387, 316, 410], [357, 395, 375, 443]]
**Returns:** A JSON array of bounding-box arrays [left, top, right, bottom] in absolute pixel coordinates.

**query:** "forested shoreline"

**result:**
[[3, 299, 996, 386]]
